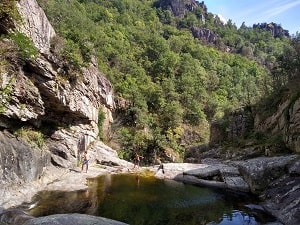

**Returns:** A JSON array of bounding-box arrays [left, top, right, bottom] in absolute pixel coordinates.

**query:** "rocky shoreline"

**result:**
[[1, 154, 299, 225], [0, 164, 131, 225]]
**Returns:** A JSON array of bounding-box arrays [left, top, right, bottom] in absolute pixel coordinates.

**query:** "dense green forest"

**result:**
[[2, 0, 300, 162]]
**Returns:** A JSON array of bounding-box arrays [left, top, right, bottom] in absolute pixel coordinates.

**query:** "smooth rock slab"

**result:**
[[223, 176, 250, 192], [22, 213, 128, 225]]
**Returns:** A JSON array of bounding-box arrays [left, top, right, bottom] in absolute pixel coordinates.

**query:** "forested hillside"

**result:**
[[3, 0, 299, 162]]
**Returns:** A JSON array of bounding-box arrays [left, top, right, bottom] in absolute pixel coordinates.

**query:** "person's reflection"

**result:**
[[135, 174, 140, 188], [103, 174, 112, 194], [84, 189, 90, 198]]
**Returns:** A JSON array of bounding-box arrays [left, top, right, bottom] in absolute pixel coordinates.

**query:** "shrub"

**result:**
[[0, 0, 20, 33], [9, 32, 38, 62], [14, 127, 45, 149], [0, 76, 13, 113], [98, 109, 106, 140]]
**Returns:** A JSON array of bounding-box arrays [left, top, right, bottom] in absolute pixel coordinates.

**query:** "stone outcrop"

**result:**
[[155, 0, 207, 19], [1, 1, 299, 225], [209, 107, 254, 147], [210, 92, 300, 154], [263, 176, 300, 225], [191, 27, 217, 43], [16, 0, 56, 54], [255, 95, 300, 153], [153, 160, 250, 193], [0, 132, 49, 189], [233, 155, 298, 194], [253, 22, 289, 38], [154, 154, 300, 225]]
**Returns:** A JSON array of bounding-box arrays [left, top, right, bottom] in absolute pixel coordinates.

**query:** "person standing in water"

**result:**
[[81, 151, 89, 173]]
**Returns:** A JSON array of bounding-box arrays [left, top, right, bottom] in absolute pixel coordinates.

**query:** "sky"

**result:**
[[203, 0, 300, 35]]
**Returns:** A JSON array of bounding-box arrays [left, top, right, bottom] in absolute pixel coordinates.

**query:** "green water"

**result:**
[[27, 173, 276, 225]]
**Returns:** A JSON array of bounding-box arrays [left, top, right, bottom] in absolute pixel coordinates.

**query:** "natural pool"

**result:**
[[26, 173, 276, 225]]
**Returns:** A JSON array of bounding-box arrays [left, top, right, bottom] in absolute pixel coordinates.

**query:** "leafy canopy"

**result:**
[[36, 0, 295, 161]]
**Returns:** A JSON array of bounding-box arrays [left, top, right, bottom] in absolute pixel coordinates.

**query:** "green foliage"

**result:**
[[9, 32, 38, 62], [37, 0, 296, 161], [0, 77, 13, 113], [0, 0, 20, 32], [98, 109, 106, 140], [14, 127, 45, 149], [0, 40, 15, 113], [0, 0, 15, 18]]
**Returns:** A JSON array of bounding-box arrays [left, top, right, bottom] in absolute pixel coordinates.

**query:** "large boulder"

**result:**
[[23, 213, 128, 225], [0, 208, 34, 225], [0, 209, 128, 225], [234, 155, 298, 194]]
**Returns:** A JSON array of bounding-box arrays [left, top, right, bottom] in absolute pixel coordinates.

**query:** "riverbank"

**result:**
[[0, 164, 129, 209], [1, 162, 205, 209], [1, 155, 299, 225]]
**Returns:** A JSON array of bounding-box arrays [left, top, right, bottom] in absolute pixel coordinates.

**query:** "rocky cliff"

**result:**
[[155, 0, 218, 44], [253, 22, 290, 38], [210, 88, 300, 154], [0, 0, 124, 194], [255, 96, 300, 153], [155, 0, 207, 18]]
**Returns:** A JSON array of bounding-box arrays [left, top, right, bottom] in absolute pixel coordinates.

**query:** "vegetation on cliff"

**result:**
[[1, 0, 299, 162]]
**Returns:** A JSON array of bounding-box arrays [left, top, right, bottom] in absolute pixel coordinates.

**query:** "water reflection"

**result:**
[[26, 173, 276, 225]]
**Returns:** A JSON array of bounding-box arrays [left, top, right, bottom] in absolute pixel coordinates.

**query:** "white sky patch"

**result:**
[[217, 14, 227, 24], [263, 0, 300, 19]]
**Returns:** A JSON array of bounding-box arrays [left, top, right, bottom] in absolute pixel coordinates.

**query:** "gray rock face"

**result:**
[[191, 27, 217, 43], [253, 23, 289, 38], [16, 0, 56, 54], [1, 0, 116, 174], [0, 0, 120, 208], [1, 69, 45, 123], [2, 0, 114, 131], [255, 97, 300, 153], [209, 107, 254, 148], [263, 175, 300, 225], [235, 155, 298, 194], [234, 155, 300, 225], [0, 132, 50, 187], [156, 0, 207, 18], [0, 209, 34, 225], [153, 161, 250, 192], [210, 93, 300, 154]]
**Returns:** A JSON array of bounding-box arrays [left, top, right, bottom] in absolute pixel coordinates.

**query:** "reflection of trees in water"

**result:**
[[27, 190, 92, 216], [26, 174, 275, 225], [26, 174, 113, 216], [85, 174, 112, 214]]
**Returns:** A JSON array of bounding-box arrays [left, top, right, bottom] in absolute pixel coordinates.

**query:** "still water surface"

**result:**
[[27, 173, 276, 225]]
